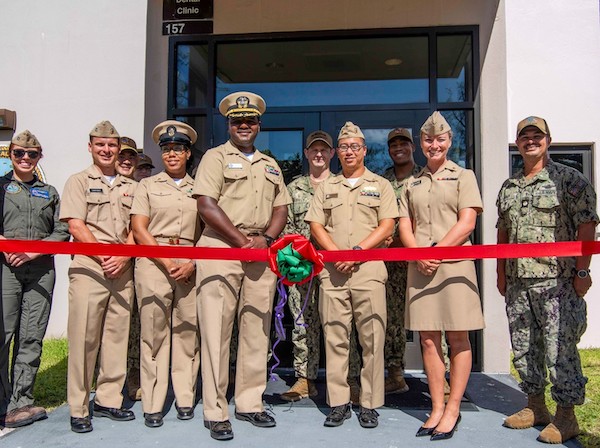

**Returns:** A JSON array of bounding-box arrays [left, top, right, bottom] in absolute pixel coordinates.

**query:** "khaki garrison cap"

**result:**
[[338, 122, 365, 141], [11, 130, 41, 148], [137, 153, 155, 168], [152, 120, 198, 146], [516, 116, 551, 138], [219, 91, 266, 118], [420, 111, 451, 136], [120, 136, 137, 153], [387, 127, 413, 144], [306, 130, 333, 148], [90, 120, 120, 138]]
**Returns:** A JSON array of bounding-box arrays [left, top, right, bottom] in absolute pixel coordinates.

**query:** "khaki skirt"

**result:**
[[405, 260, 485, 331]]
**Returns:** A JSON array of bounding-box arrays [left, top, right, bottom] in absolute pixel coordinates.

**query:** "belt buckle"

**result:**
[[247, 232, 260, 237], [168, 237, 180, 245]]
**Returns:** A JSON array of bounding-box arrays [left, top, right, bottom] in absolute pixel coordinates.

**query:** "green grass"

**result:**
[[510, 348, 600, 448], [34, 338, 68, 411]]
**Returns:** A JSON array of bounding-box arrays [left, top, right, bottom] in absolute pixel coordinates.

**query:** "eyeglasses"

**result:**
[[337, 144, 365, 152], [517, 134, 546, 143], [12, 149, 41, 159], [160, 145, 188, 155]]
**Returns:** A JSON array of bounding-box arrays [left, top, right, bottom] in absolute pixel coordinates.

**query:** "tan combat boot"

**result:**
[[385, 367, 409, 394], [537, 405, 580, 444], [348, 377, 361, 404], [280, 377, 317, 402], [503, 393, 552, 429]]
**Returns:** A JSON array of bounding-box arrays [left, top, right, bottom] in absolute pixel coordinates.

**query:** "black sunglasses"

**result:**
[[12, 149, 41, 160]]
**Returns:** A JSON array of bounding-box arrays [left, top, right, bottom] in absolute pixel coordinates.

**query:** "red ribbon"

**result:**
[[267, 234, 324, 285], [1, 239, 599, 262]]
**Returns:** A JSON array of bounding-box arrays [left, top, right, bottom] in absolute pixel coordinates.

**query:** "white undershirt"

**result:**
[[104, 175, 116, 185], [347, 177, 360, 187], [242, 152, 254, 162], [172, 178, 183, 186]]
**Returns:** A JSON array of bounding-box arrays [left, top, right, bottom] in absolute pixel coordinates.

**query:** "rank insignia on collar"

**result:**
[[265, 165, 280, 176]]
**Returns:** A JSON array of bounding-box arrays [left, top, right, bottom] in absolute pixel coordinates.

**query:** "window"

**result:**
[[509, 144, 594, 181]]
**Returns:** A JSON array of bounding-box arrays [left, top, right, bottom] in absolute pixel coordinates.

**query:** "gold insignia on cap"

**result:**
[[516, 116, 550, 138], [420, 111, 452, 136], [89, 120, 120, 139], [306, 130, 333, 148], [236, 96, 249, 108], [387, 127, 413, 144], [11, 129, 41, 148], [219, 91, 267, 118], [151, 120, 198, 145], [338, 121, 365, 141]]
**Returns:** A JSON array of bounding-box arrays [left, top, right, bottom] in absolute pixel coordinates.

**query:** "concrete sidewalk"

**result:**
[[0, 373, 583, 448]]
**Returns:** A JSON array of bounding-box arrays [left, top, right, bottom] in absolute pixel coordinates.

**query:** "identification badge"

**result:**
[[89, 188, 103, 193], [437, 177, 458, 181], [227, 163, 243, 169], [325, 193, 338, 199], [410, 180, 422, 187], [31, 188, 51, 199]]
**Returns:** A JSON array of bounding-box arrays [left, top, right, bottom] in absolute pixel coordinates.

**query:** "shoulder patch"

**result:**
[[5, 183, 21, 194], [568, 178, 588, 198]]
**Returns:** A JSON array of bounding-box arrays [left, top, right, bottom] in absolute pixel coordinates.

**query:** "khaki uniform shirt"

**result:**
[[192, 140, 291, 232], [305, 168, 398, 249], [284, 174, 334, 239], [131, 172, 201, 245], [60, 165, 137, 243], [496, 159, 598, 279], [398, 160, 482, 247]]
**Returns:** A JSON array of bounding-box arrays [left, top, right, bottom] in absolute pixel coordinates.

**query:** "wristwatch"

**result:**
[[352, 245, 363, 250], [263, 234, 275, 247], [576, 269, 590, 279]]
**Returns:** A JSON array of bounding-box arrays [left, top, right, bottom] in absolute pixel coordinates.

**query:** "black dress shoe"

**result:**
[[70, 416, 93, 433], [234, 410, 276, 427], [204, 420, 234, 440], [144, 412, 163, 428], [358, 407, 379, 428], [93, 403, 135, 421], [175, 405, 194, 420], [431, 414, 461, 441], [415, 425, 436, 437], [324, 403, 352, 427]]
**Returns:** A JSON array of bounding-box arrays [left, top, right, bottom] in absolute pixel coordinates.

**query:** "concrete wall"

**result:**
[[0, 0, 148, 337], [504, 0, 600, 348]]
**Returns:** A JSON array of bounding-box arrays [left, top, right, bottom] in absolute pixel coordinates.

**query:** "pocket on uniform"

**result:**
[[86, 194, 111, 222], [322, 197, 343, 227], [356, 195, 381, 223], [149, 191, 172, 209], [223, 170, 248, 199], [532, 193, 559, 226]]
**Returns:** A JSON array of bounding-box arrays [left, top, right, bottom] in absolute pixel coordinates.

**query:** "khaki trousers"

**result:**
[[67, 255, 134, 418], [319, 261, 387, 409], [135, 257, 199, 413], [196, 232, 276, 422]]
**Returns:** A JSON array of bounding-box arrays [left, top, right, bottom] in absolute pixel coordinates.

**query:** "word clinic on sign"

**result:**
[[162, 0, 213, 35]]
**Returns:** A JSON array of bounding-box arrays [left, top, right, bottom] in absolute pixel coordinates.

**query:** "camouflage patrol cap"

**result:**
[[306, 130, 333, 149], [11, 130, 41, 148], [420, 111, 451, 136], [120, 136, 137, 153], [516, 116, 551, 138], [219, 91, 266, 118], [137, 153, 155, 168], [338, 122, 365, 141], [152, 120, 197, 146], [387, 127, 413, 144], [90, 120, 120, 139]]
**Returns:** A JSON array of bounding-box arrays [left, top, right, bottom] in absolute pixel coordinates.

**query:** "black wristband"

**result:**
[[352, 245, 363, 250], [263, 234, 275, 247]]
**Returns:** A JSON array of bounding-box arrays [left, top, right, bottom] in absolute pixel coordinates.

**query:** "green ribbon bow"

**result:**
[[276, 243, 313, 283]]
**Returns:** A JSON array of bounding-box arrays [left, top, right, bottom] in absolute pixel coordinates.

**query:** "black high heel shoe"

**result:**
[[430, 413, 461, 441], [415, 425, 436, 437]]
